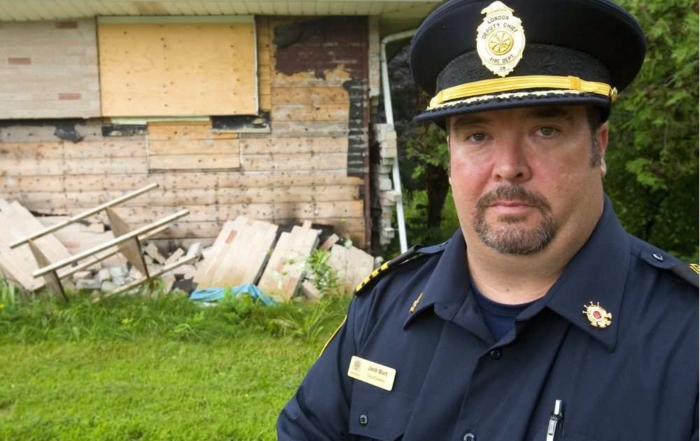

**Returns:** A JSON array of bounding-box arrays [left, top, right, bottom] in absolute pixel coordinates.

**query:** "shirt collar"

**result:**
[[404, 228, 469, 328], [404, 196, 629, 351], [535, 196, 629, 350]]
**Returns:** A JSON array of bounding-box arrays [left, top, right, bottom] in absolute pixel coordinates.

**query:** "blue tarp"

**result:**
[[189, 283, 276, 306]]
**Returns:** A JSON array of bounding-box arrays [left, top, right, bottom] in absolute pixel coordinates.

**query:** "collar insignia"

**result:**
[[476, 1, 526, 78], [583, 301, 612, 329], [409, 292, 424, 314]]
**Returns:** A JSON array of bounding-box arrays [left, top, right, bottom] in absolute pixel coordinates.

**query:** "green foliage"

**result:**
[[304, 249, 342, 295], [0, 279, 19, 314], [399, 123, 455, 248], [403, 189, 461, 247], [604, 0, 698, 259], [405, 124, 449, 181], [270, 298, 342, 342]]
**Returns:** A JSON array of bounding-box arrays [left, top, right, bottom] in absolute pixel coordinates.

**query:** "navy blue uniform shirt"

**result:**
[[278, 198, 699, 441]]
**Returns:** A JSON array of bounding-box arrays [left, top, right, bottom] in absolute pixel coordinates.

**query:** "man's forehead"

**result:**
[[449, 105, 581, 127]]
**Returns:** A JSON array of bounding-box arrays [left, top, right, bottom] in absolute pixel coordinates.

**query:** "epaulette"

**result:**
[[354, 241, 449, 296], [671, 263, 699, 288], [638, 245, 699, 289]]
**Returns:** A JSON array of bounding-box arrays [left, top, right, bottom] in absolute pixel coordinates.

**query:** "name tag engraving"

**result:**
[[347, 356, 396, 391]]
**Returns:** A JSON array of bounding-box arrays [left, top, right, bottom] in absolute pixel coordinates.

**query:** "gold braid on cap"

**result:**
[[428, 75, 618, 109]]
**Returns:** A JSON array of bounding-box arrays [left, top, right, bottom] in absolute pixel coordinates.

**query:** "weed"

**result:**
[[305, 250, 341, 296], [0, 279, 19, 313], [0, 278, 350, 345]]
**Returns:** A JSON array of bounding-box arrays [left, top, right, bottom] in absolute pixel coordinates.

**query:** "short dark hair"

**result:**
[[586, 106, 604, 167]]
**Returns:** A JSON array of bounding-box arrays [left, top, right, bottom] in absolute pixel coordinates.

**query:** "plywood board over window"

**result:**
[[98, 16, 257, 117]]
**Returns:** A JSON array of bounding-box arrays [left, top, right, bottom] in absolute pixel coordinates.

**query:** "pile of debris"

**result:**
[[0, 198, 377, 302], [66, 241, 202, 295], [191, 216, 376, 302]]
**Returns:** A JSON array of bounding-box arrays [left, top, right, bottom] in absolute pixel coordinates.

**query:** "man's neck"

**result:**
[[465, 218, 600, 305]]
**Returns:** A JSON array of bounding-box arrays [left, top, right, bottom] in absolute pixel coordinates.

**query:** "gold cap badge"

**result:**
[[476, 1, 526, 78], [583, 302, 612, 328]]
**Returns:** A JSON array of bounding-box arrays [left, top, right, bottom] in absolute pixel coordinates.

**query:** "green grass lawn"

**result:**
[[0, 285, 349, 441]]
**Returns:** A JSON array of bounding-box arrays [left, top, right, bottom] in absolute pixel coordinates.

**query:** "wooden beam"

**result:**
[[58, 225, 170, 280], [10, 183, 158, 249], [28, 240, 67, 301], [33, 210, 189, 278], [106, 207, 149, 277], [0, 170, 362, 193]]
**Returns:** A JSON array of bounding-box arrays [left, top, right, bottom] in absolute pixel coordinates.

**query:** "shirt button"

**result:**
[[359, 414, 368, 426], [463, 432, 476, 441], [652, 253, 664, 262], [488, 349, 502, 360]]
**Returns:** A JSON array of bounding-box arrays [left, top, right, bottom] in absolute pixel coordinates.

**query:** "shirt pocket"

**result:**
[[349, 384, 415, 441], [560, 432, 618, 441], [530, 428, 618, 441]]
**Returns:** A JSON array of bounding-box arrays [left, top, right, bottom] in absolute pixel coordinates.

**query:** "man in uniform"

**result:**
[[278, 0, 699, 439]]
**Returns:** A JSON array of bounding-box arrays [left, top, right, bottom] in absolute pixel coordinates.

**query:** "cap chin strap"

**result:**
[[429, 75, 617, 109]]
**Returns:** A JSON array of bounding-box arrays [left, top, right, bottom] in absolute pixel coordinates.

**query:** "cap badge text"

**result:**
[[476, 1, 526, 77], [583, 301, 612, 329]]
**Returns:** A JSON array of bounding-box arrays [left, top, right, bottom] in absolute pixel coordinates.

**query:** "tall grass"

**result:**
[[0, 280, 350, 345]]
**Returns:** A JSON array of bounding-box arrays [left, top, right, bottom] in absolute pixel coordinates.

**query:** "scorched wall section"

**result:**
[[0, 16, 369, 248]]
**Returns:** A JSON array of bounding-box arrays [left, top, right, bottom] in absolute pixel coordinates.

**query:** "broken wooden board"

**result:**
[[106, 207, 149, 277], [28, 240, 67, 301], [258, 224, 320, 301], [328, 244, 375, 295], [194, 216, 278, 289], [319, 233, 339, 251], [0, 200, 72, 291], [300, 279, 321, 302]]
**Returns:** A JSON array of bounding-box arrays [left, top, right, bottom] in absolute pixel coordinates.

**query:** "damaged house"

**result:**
[[0, 0, 440, 252]]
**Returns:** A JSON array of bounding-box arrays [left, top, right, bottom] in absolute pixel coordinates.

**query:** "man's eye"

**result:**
[[536, 127, 559, 137], [467, 133, 487, 142]]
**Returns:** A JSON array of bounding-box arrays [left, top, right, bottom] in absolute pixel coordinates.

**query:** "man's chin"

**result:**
[[475, 222, 557, 255]]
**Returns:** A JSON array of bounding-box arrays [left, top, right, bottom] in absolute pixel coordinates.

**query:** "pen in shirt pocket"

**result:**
[[545, 399, 564, 441]]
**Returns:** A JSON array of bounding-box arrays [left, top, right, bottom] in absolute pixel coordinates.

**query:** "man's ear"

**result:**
[[446, 134, 452, 181], [598, 123, 609, 176]]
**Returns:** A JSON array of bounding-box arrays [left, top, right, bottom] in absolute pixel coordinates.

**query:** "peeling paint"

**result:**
[[0, 119, 84, 142], [344, 79, 367, 179], [274, 17, 367, 80]]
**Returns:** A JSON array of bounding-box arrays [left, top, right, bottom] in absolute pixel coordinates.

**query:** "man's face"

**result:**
[[448, 105, 608, 255]]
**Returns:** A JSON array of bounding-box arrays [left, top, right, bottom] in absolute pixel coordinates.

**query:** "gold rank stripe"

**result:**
[[355, 262, 390, 293], [690, 264, 700, 275], [429, 75, 617, 109], [319, 315, 347, 357]]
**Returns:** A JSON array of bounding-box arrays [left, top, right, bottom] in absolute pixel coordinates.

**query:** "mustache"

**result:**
[[476, 185, 552, 213]]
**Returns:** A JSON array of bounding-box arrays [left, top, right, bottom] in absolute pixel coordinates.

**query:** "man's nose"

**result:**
[[491, 136, 532, 182]]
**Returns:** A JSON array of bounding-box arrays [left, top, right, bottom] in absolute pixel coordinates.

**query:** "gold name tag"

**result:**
[[347, 356, 396, 391]]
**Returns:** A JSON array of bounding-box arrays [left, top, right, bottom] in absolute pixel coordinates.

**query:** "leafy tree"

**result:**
[[605, 0, 698, 259]]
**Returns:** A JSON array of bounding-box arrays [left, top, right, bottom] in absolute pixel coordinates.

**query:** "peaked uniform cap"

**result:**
[[410, 0, 646, 124]]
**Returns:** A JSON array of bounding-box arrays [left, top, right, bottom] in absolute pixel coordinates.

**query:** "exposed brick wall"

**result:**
[[0, 19, 100, 119]]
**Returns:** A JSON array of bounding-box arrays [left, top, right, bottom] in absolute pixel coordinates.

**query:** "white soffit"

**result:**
[[0, 0, 442, 21]]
